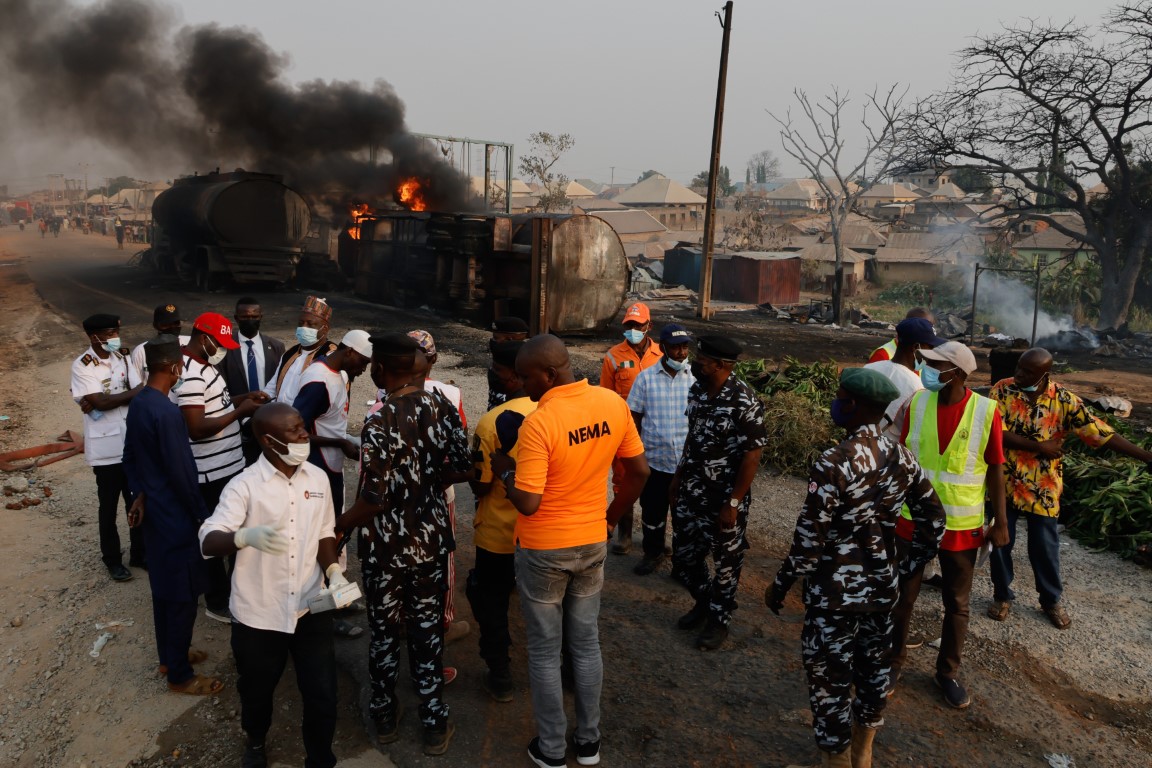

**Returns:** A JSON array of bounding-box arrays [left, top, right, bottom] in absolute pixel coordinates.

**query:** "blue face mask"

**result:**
[[296, 326, 319, 346], [100, 336, 121, 354], [1018, 375, 1045, 393], [623, 329, 646, 345], [830, 398, 853, 427], [915, 359, 925, 374], [921, 365, 953, 392], [665, 356, 687, 372]]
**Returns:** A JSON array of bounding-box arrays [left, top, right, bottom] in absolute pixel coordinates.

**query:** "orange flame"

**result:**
[[397, 178, 427, 211], [347, 203, 371, 239]]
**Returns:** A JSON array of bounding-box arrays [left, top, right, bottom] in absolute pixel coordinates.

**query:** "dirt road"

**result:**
[[0, 228, 1149, 768]]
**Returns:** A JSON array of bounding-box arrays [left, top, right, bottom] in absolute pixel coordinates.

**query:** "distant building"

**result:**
[[613, 174, 706, 229]]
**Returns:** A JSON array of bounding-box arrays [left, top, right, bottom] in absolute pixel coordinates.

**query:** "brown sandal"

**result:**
[[157, 649, 209, 676], [986, 600, 1011, 621], [168, 674, 224, 695], [1043, 604, 1072, 630]]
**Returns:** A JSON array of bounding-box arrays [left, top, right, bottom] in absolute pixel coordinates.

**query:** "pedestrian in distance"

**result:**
[[767, 368, 946, 768]]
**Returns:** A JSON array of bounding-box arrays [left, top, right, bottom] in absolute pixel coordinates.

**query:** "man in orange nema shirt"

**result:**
[[599, 301, 662, 555], [492, 335, 649, 768]]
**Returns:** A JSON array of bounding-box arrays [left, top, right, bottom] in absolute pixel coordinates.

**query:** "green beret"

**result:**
[[840, 367, 901, 406]]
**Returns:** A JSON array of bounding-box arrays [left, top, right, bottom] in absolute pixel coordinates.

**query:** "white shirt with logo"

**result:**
[[295, 360, 349, 472]]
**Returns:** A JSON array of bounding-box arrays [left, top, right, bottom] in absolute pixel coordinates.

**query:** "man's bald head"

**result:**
[[1020, 347, 1053, 371], [251, 402, 298, 441], [516, 335, 573, 401], [1013, 347, 1054, 392]]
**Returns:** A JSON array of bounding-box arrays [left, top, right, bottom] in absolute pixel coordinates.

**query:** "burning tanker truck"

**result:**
[[337, 178, 630, 335], [146, 169, 312, 289]]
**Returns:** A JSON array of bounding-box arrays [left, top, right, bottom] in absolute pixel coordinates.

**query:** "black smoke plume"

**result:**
[[0, 0, 478, 213]]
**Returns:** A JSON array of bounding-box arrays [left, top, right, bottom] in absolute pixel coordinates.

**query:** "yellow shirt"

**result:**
[[472, 396, 537, 554]]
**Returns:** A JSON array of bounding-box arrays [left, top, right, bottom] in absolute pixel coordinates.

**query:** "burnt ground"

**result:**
[[1, 229, 1150, 768]]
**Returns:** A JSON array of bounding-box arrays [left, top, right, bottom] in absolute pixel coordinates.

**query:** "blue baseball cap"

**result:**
[[659, 323, 693, 345]]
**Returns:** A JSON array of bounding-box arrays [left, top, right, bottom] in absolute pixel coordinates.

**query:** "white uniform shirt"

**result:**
[[70, 346, 138, 466], [130, 334, 191, 383], [863, 359, 924, 438], [271, 353, 312, 406], [199, 457, 336, 633], [295, 360, 349, 472], [172, 355, 245, 483]]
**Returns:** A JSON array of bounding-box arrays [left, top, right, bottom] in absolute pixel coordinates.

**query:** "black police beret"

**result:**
[[491, 340, 524, 369], [83, 314, 120, 333], [369, 332, 420, 361], [492, 317, 529, 333], [153, 304, 181, 324], [696, 335, 742, 361]]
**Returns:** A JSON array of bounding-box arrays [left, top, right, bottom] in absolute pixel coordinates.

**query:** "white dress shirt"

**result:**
[[238, 332, 267, 391], [70, 346, 138, 466], [130, 335, 191, 383], [199, 456, 336, 633]]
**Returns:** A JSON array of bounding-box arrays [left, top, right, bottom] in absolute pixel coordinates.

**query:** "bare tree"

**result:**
[[770, 86, 906, 323], [518, 132, 574, 213], [905, 3, 1152, 329], [746, 149, 781, 185]]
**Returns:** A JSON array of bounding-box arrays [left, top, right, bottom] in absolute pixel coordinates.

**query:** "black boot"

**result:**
[[677, 598, 709, 630]]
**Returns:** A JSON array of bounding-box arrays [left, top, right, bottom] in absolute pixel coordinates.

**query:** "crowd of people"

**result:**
[[66, 298, 1152, 767]]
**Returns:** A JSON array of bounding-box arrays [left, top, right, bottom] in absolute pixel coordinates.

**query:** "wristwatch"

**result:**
[[500, 469, 515, 486], [727, 497, 740, 508]]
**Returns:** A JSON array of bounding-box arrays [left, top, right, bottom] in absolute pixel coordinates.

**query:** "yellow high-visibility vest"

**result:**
[[901, 390, 995, 531], [871, 338, 898, 361]]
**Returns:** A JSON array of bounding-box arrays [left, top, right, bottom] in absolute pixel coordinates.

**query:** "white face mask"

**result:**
[[268, 435, 310, 466], [206, 338, 227, 366]]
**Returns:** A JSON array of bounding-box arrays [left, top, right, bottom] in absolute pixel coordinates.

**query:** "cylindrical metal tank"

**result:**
[[510, 214, 628, 333], [152, 175, 311, 247]]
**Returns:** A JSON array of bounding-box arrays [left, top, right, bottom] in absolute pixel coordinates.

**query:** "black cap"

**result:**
[[491, 340, 524, 369], [492, 317, 529, 333], [82, 313, 119, 333], [370, 331, 420, 363], [895, 318, 943, 347], [696, 335, 742, 361], [143, 334, 182, 369], [153, 303, 181, 325]]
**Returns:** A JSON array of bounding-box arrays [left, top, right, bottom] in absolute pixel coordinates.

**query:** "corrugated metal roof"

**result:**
[[592, 209, 667, 235], [873, 248, 956, 264], [797, 243, 867, 263]]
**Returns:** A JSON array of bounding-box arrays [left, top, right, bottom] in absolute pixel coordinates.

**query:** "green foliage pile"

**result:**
[[1062, 413, 1152, 559], [734, 357, 840, 475]]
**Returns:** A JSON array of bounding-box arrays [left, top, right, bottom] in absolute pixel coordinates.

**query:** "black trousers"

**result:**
[[199, 474, 236, 612], [638, 469, 675, 558], [92, 463, 144, 568], [153, 596, 198, 685], [231, 612, 337, 768], [465, 546, 517, 673]]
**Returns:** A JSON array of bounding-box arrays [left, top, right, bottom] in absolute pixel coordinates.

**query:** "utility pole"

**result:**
[[610, 166, 615, 186], [696, 1, 733, 320]]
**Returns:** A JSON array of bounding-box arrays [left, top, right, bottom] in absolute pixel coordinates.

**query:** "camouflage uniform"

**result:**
[[772, 423, 945, 753], [671, 375, 768, 625], [357, 387, 470, 730]]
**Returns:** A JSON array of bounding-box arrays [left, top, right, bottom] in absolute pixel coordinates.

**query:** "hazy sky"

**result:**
[[4, 0, 1100, 192]]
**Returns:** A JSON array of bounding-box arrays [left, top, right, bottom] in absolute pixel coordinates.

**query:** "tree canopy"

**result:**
[[517, 132, 574, 213]]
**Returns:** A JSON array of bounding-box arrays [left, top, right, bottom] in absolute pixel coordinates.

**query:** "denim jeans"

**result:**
[[515, 541, 606, 759], [990, 506, 1062, 608]]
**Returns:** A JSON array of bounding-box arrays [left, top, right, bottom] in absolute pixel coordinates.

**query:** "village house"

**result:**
[[613, 173, 706, 230]]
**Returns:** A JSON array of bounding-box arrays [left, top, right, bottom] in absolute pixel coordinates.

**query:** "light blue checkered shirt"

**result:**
[[626, 361, 695, 474]]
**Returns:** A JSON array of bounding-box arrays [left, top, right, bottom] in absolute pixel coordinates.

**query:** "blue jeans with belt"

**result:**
[[515, 541, 606, 759], [990, 505, 1063, 608]]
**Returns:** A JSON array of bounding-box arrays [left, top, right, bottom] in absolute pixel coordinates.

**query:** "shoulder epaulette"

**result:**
[[81, 353, 96, 366]]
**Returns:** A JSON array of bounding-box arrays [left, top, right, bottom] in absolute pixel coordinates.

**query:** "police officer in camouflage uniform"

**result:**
[[766, 369, 946, 768], [336, 333, 471, 757], [670, 335, 768, 651]]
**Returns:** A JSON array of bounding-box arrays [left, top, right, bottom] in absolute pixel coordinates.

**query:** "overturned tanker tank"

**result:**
[[148, 169, 312, 288], [343, 210, 629, 334]]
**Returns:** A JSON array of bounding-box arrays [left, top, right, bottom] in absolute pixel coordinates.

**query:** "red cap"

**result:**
[[192, 312, 240, 350]]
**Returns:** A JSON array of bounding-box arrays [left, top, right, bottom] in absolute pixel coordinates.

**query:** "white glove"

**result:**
[[234, 525, 288, 555], [325, 563, 349, 588]]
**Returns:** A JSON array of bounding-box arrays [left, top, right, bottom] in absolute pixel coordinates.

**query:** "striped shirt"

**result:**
[[172, 356, 244, 483], [626, 360, 694, 474]]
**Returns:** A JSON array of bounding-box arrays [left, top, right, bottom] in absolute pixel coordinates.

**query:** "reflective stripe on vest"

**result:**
[[874, 339, 897, 359], [901, 390, 994, 531]]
